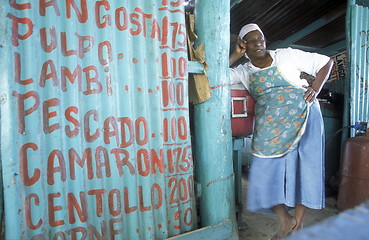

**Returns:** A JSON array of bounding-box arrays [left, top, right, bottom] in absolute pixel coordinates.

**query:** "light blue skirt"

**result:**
[[246, 100, 325, 213]]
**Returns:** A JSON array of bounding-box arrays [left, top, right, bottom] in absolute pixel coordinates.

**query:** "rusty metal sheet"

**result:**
[[348, 2, 369, 135], [0, 0, 196, 239]]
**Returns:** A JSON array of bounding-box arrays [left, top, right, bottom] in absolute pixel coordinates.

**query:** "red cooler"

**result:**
[[231, 83, 255, 137]]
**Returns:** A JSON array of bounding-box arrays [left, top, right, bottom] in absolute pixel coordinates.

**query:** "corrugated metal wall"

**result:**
[[348, 1, 369, 135], [0, 1, 197, 239]]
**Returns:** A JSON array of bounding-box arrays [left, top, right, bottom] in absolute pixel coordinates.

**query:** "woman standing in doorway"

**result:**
[[230, 23, 333, 240]]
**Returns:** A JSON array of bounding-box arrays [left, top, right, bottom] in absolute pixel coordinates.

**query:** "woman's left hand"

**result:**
[[303, 85, 318, 103]]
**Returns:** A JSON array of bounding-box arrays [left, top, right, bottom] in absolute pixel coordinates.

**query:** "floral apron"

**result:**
[[249, 66, 309, 158]]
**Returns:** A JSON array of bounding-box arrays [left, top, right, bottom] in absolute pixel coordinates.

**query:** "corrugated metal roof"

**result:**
[[294, 15, 346, 49], [230, 0, 347, 53]]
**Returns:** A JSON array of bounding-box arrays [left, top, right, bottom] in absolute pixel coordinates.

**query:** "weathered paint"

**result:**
[[193, 1, 238, 239], [0, 1, 197, 239], [167, 220, 232, 240], [188, 61, 204, 74], [325, 51, 347, 94], [347, 0, 369, 136]]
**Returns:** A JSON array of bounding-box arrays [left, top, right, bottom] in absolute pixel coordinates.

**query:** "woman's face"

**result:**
[[244, 30, 267, 59]]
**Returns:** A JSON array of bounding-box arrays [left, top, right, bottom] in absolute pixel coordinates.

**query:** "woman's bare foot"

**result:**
[[293, 221, 303, 232], [270, 216, 297, 240]]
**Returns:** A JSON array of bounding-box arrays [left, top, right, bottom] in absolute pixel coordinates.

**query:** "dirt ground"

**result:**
[[237, 173, 339, 240]]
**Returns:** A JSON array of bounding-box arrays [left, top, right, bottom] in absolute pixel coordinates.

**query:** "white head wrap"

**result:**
[[238, 23, 264, 40]]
